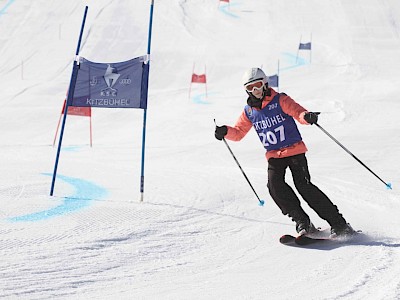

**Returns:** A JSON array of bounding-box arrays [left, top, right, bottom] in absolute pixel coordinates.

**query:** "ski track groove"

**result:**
[[1, 0, 400, 299], [0, 203, 223, 298], [325, 246, 395, 300]]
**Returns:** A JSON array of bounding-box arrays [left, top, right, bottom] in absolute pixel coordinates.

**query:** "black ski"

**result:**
[[295, 234, 330, 245], [279, 234, 329, 246], [280, 230, 361, 246], [279, 234, 296, 245]]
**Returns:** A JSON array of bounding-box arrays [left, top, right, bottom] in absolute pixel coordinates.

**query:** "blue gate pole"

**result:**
[[140, 0, 155, 202], [50, 6, 89, 196]]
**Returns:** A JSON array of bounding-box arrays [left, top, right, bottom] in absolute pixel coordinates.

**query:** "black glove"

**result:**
[[215, 125, 228, 140], [304, 112, 319, 125]]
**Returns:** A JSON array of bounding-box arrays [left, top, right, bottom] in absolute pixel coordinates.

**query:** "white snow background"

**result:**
[[1, 0, 400, 299]]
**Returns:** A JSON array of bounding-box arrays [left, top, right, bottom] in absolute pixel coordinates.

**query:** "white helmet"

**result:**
[[242, 68, 268, 87]]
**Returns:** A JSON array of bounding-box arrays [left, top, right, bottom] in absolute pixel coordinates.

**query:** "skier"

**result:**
[[215, 67, 355, 237]]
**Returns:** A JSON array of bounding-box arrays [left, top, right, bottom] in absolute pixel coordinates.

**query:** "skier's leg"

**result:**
[[268, 157, 311, 233], [288, 153, 347, 226]]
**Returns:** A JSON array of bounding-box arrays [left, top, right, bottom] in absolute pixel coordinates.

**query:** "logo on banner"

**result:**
[[101, 64, 121, 96], [88, 65, 132, 98], [90, 76, 98, 86]]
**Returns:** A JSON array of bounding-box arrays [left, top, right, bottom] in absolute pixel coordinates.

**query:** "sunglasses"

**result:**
[[245, 80, 264, 92]]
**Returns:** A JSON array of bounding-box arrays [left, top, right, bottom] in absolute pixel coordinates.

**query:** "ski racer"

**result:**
[[214, 67, 355, 237]]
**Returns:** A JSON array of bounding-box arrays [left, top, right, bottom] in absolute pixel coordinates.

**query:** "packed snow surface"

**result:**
[[1, 0, 400, 299]]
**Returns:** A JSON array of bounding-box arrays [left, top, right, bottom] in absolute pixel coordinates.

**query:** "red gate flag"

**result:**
[[189, 63, 208, 99], [61, 100, 91, 117], [191, 73, 207, 83], [53, 100, 93, 147]]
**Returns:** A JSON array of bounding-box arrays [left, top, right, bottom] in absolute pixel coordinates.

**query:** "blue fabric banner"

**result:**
[[70, 56, 149, 109], [299, 42, 311, 50], [269, 74, 279, 87]]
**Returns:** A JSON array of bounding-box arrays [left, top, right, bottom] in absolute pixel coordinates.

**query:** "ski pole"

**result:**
[[315, 122, 392, 190], [214, 120, 265, 206]]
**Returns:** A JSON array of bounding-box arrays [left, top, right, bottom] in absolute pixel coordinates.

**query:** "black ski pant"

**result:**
[[267, 153, 343, 225]]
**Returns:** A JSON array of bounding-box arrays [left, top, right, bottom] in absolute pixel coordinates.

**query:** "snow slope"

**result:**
[[1, 0, 400, 299]]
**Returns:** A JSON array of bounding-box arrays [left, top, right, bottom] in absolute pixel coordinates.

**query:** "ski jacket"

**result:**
[[225, 88, 310, 160]]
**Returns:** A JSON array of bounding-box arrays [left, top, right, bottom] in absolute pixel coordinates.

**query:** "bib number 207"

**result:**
[[259, 125, 285, 146]]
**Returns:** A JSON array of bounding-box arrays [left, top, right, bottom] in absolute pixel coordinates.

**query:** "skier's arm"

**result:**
[[279, 95, 309, 125], [225, 111, 253, 141]]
